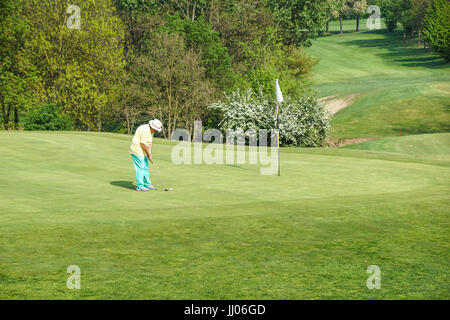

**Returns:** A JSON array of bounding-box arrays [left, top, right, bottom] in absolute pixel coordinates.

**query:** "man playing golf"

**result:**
[[129, 119, 162, 191]]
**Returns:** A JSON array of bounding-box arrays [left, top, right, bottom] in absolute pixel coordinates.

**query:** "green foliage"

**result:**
[[23, 0, 126, 131], [114, 0, 160, 13], [160, 14, 232, 88], [113, 0, 163, 53], [0, 0, 37, 130], [423, 0, 450, 61], [210, 88, 330, 146], [24, 104, 72, 131], [130, 32, 213, 138], [244, 46, 317, 99], [377, 0, 402, 31], [385, 16, 399, 32], [10, 0, 442, 137], [233, 20, 317, 98], [268, 0, 330, 47]]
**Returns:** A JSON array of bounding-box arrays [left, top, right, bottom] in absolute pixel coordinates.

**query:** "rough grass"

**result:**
[[0, 132, 448, 299], [309, 19, 450, 139]]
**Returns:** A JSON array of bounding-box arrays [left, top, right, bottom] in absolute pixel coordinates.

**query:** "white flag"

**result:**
[[276, 79, 284, 104]]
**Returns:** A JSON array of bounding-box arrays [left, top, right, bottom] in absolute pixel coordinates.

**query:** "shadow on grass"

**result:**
[[395, 56, 445, 67], [110, 181, 136, 190], [339, 30, 448, 69]]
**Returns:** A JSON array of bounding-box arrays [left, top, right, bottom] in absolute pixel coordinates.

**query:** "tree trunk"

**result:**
[[14, 107, 18, 130], [1, 104, 11, 130], [340, 16, 343, 34], [356, 14, 360, 32], [410, 29, 414, 39], [130, 117, 136, 135], [192, 1, 196, 21], [125, 109, 131, 134], [418, 29, 421, 47], [97, 115, 102, 132], [326, 21, 329, 34], [403, 28, 406, 43]]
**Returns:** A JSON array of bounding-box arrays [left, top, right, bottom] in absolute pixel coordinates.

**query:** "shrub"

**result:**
[[385, 18, 398, 32], [423, 0, 450, 62], [210, 89, 330, 147], [278, 95, 331, 147], [379, 0, 401, 32], [24, 103, 72, 131]]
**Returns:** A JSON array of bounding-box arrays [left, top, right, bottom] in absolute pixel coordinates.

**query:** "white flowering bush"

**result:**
[[209, 89, 330, 147]]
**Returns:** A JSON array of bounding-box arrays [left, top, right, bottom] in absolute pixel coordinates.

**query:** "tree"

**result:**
[[114, 0, 162, 55], [130, 32, 214, 138], [214, 0, 275, 69], [339, 1, 350, 34], [23, 0, 126, 131], [410, 0, 432, 46], [399, 0, 432, 45], [268, 0, 331, 46], [324, 0, 348, 35], [0, 0, 37, 130], [161, 14, 233, 89], [116, 71, 147, 135], [399, 0, 414, 42], [324, 0, 343, 34], [423, 0, 449, 61], [349, 0, 367, 32], [378, 0, 402, 32]]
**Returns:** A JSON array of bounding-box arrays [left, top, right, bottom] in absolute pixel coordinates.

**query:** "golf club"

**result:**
[[150, 160, 172, 191]]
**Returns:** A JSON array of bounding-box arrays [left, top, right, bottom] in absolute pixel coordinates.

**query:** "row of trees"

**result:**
[[324, 0, 369, 34], [376, 0, 449, 59], [1, 0, 126, 131], [1, 0, 334, 137], [0, 0, 448, 141]]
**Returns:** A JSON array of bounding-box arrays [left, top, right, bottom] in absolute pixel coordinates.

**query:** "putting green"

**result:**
[[0, 132, 449, 299]]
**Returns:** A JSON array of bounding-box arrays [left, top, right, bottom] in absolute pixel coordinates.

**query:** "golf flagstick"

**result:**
[[276, 79, 283, 177], [277, 101, 280, 176]]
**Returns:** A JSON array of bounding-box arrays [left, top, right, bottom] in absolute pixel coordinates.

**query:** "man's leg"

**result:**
[[131, 154, 145, 190], [143, 156, 152, 188]]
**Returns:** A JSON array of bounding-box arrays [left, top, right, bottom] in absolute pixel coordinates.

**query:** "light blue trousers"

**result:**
[[131, 154, 151, 189]]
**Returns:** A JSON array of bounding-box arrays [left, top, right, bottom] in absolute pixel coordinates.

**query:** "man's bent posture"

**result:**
[[129, 119, 162, 191]]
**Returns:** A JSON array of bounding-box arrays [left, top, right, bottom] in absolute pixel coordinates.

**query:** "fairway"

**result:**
[[308, 20, 450, 139], [1, 132, 449, 299]]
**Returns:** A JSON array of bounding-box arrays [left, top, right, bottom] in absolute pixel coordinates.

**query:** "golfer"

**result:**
[[129, 119, 162, 191]]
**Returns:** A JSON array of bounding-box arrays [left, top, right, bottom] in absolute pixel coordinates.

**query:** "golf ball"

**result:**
[[169, 188, 173, 191]]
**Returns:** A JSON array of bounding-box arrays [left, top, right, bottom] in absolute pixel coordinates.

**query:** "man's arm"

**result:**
[[141, 143, 152, 162]]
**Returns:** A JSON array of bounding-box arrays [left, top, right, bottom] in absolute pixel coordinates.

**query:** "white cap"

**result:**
[[149, 119, 162, 132]]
